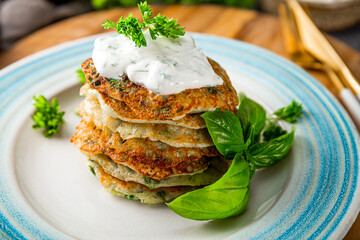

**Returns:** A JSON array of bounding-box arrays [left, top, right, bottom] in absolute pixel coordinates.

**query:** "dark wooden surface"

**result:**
[[0, 5, 359, 239]]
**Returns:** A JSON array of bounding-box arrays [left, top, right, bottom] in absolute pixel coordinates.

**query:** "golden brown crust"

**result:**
[[78, 96, 213, 147], [71, 120, 220, 179], [84, 151, 228, 188], [82, 58, 238, 120]]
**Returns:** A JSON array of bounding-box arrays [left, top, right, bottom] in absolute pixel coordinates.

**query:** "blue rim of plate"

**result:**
[[0, 33, 359, 240]]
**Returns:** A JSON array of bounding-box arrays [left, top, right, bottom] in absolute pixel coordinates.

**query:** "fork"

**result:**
[[278, 1, 360, 128]]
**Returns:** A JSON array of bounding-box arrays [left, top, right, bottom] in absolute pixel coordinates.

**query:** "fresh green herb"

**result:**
[[201, 109, 244, 160], [168, 93, 302, 221], [138, 2, 185, 40], [76, 69, 86, 84], [273, 100, 302, 123], [89, 165, 96, 176], [32, 95, 65, 137], [103, 14, 146, 47], [263, 122, 287, 141], [247, 129, 295, 168], [102, 1, 185, 47], [167, 153, 250, 220]]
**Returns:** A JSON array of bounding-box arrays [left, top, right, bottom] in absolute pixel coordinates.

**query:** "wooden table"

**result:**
[[0, 4, 359, 239]]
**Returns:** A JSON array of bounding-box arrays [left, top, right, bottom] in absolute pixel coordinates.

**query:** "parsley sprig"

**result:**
[[102, 1, 185, 47], [273, 100, 303, 123], [32, 95, 65, 137]]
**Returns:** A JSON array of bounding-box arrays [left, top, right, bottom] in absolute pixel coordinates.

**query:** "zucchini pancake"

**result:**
[[71, 29, 238, 204]]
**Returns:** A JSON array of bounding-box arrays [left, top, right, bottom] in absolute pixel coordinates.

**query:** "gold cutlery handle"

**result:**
[[287, 0, 360, 99], [322, 64, 360, 128], [337, 66, 360, 101]]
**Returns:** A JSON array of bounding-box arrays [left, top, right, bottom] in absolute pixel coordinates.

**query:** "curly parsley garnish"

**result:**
[[273, 100, 302, 123], [102, 1, 185, 47], [32, 95, 65, 137]]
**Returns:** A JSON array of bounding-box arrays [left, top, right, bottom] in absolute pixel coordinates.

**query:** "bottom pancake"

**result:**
[[89, 160, 199, 204], [83, 151, 228, 189]]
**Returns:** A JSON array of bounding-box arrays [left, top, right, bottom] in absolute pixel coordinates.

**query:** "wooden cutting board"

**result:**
[[0, 4, 359, 239]]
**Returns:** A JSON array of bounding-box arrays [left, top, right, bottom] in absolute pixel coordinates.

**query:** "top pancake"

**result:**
[[82, 58, 238, 120]]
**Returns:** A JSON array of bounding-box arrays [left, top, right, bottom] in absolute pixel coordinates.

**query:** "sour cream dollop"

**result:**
[[92, 33, 223, 95]]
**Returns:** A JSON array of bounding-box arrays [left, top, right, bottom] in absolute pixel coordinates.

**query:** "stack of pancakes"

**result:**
[[71, 58, 239, 204]]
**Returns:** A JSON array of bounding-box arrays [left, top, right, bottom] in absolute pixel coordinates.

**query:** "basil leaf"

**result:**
[[237, 93, 266, 142], [201, 109, 244, 159], [273, 100, 302, 123], [167, 153, 250, 220], [248, 129, 295, 168]]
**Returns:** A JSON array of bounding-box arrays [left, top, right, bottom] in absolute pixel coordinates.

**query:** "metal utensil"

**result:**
[[286, 0, 360, 101], [279, 1, 360, 128]]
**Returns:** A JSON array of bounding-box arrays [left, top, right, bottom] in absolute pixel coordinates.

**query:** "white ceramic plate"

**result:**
[[0, 33, 359, 240]]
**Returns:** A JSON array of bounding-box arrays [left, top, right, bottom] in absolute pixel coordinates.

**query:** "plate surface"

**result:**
[[0, 33, 359, 240]]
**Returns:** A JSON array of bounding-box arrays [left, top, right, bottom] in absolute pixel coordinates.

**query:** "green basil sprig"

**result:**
[[167, 153, 250, 220], [167, 93, 302, 221]]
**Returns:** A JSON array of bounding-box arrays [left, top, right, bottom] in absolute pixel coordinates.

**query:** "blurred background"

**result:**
[[0, 0, 359, 51]]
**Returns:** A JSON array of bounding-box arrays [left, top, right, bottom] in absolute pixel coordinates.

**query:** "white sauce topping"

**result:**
[[92, 33, 223, 95]]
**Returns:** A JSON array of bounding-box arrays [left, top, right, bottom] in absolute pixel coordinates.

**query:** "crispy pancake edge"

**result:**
[[81, 84, 207, 129], [71, 120, 219, 179], [83, 151, 227, 189], [79, 96, 214, 148]]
